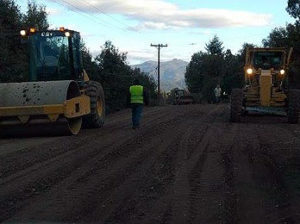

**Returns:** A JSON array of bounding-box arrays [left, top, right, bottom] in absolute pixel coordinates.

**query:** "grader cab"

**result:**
[[230, 47, 300, 123]]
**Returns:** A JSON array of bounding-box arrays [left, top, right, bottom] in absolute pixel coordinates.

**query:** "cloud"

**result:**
[[90, 46, 177, 65], [126, 49, 180, 64], [129, 22, 173, 31], [121, 48, 157, 64], [90, 48, 155, 64], [188, 29, 213, 36], [47, 7, 62, 16], [51, 0, 272, 30]]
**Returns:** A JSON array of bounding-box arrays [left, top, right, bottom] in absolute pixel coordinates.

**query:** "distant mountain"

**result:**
[[132, 59, 188, 91]]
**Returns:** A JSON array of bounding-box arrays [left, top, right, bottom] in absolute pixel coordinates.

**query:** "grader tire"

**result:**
[[230, 88, 243, 122], [288, 89, 300, 124], [83, 81, 105, 128]]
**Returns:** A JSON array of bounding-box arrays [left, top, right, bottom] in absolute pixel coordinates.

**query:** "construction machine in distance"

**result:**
[[170, 88, 195, 105], [230, 47, 300, 123], [0, 28, 105, 136]]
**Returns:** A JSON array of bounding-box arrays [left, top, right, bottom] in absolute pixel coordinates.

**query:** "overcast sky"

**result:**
[[16, 0, 294, 64]]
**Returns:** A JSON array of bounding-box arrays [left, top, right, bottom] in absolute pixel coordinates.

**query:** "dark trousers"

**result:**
[[131, 104, 143, 127]]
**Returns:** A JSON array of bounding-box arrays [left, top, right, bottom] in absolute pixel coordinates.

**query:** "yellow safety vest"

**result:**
[[130, 85, 144, 104]]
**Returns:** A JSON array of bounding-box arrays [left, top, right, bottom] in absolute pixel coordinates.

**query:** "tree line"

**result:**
[[0, 0, 157, 113], [185, 0, 300, 101]]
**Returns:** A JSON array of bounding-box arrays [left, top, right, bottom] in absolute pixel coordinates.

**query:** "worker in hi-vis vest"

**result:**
[[128, 79, 149, 129]]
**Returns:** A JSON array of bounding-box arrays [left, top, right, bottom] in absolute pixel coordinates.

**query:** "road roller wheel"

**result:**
[[83, 81, 105, 128]]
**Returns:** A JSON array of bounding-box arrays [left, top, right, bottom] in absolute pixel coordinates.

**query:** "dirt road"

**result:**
[[1, 104, 300, 224]]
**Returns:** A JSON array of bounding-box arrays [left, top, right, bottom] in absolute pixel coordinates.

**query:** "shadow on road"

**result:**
[[241, 113, 288, 125]]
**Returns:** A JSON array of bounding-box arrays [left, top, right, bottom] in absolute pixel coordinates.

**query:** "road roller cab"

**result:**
[[230, 47, 300, 123], [0, 28, 105, 136], [26, 28, 84, 82]]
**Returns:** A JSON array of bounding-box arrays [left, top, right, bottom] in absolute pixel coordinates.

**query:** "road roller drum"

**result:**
[[0, 80, 91, 136]]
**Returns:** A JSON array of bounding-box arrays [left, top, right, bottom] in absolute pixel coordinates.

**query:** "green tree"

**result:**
[[23, 0, 49, 30], [94, 41, 157, 112], [185, 37, 226, 102], [0, 0, 49, 82], [205, 35, 224, 56], [81, 41, 99, 81], [263, 0, 300, 88], [0, 0, 27, 82], [186, 38, 245, 101], [222, 49, 244, 95], [238, 43, 256, 60], [287, 0, 300, 20], [94, 41, 132, 112], [262, 27, 289, 47], [185, 52, 205, 93], [0, 0, 22, 30]]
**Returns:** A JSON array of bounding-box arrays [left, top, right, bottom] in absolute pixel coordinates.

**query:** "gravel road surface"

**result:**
[[1, 104, 300, 224]]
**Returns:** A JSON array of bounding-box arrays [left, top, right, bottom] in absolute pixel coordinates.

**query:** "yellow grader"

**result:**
[[230, 47, 299, 123], [0, 28, 105, 136]]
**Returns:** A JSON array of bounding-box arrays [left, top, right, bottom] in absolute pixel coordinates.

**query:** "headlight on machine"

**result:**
[[65, 31, 71, 37], [280, 69, 285, 75], [246, 68, 253, 75], [20, 30, 26, 36]]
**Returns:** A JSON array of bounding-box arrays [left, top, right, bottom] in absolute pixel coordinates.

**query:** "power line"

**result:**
[[48, 0, 137, 34], [50, 0, 112, 30], [49, 0, 137, 36], [73, 0, 134, 32], [69, 0, 129, 32]]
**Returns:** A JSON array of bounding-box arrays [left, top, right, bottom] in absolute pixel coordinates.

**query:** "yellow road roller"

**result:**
[[230, 47, 300, 123], [0, 28, 105, 136]]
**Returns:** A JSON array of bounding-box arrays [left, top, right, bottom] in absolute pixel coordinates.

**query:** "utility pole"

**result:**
[[150, 44, 168, 97]]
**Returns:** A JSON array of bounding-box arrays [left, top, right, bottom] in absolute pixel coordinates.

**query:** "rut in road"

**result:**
[[0, 105, 210, 222], [1, 104, 300, 224], [0, 106, 187, 221]]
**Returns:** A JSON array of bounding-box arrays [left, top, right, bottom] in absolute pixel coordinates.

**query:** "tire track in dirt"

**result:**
[[170, 106, 223, 224], [12, 111, 191, 223], [93, 106, 216, 224], [254, 123, 298, 224], [2, 104, 300, 224], [137, 104, 232, 224], [235, 115, 298, 224], [273, 124, 300, 222], [138, 105, 223, 224], [188, 107, 240, 224], [229, 124, 266, 224], [0, 106, 173, 178], [1, 106, 205, 223], [222, 145, 237, 224], [0, 107, 184, 222], [0, 107, 176, 191]]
